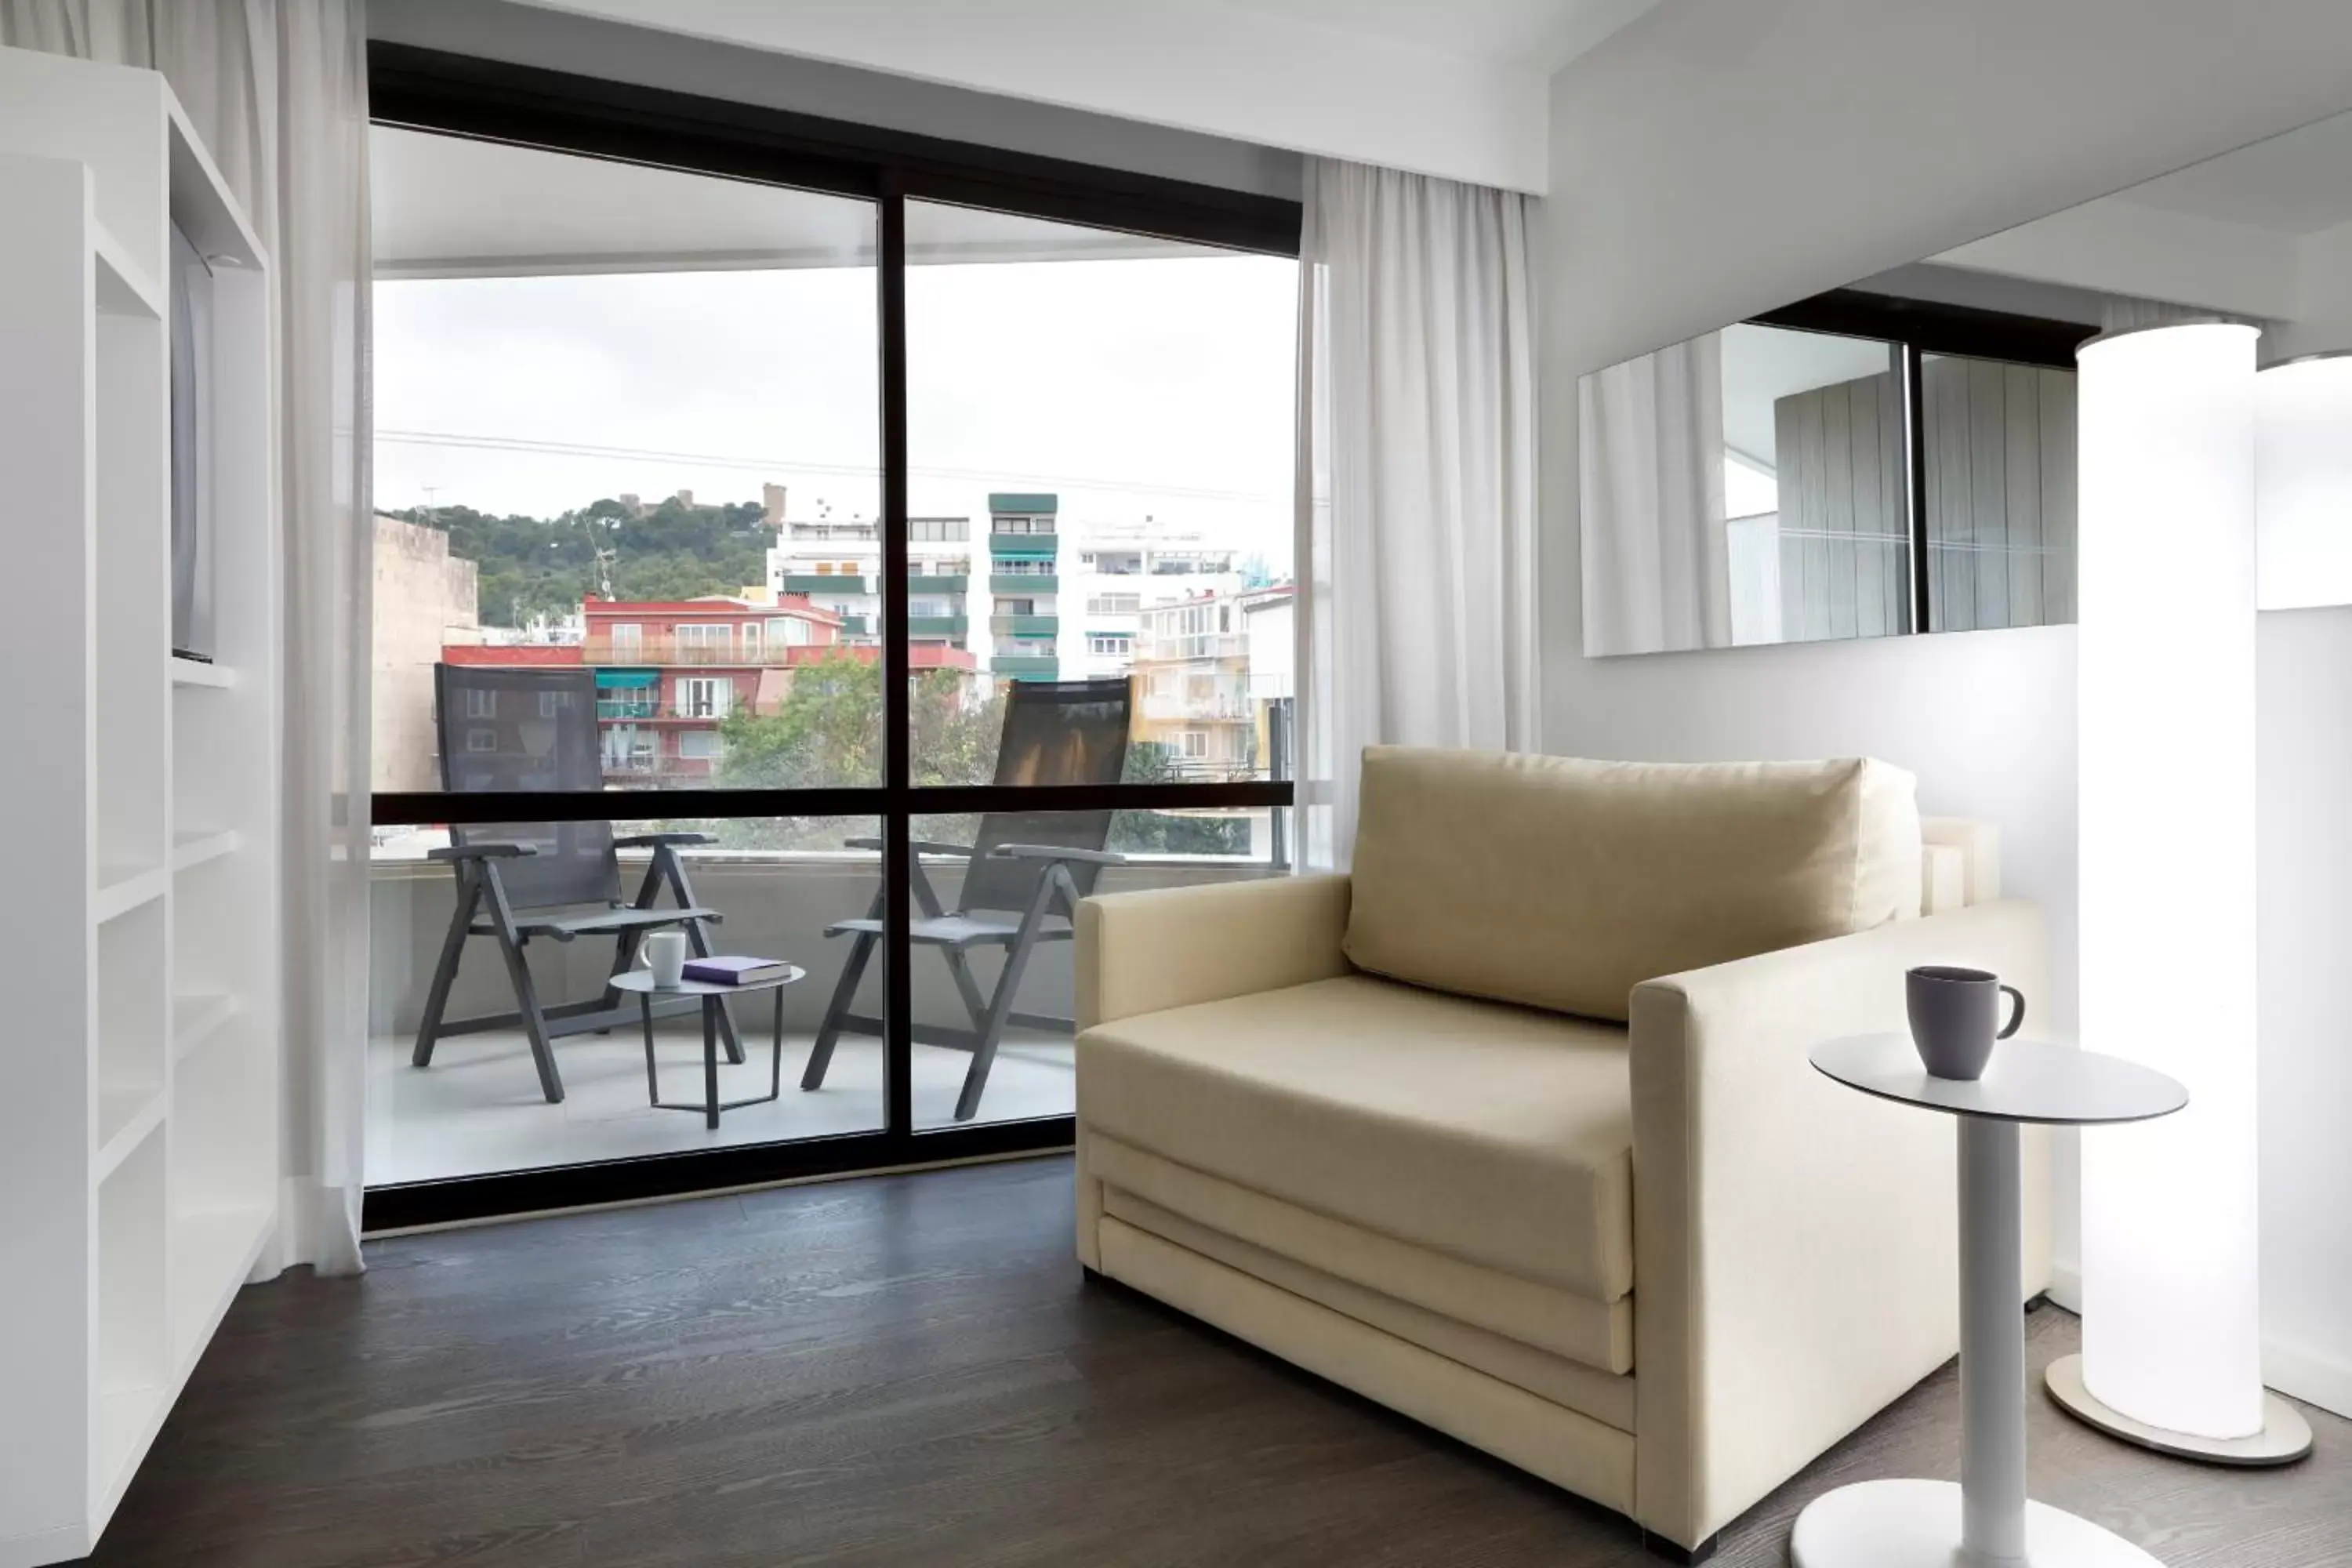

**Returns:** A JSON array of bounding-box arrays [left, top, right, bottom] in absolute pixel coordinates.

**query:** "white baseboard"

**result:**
[[0, 1521, 86, 1568], [2047, 1259, 2082, 1312], [2264, 1337, 2352, 1420], [2042, 1257, 2351, 1419]]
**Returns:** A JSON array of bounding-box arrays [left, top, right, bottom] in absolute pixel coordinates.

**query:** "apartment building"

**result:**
[[768, 512, 977, 658]]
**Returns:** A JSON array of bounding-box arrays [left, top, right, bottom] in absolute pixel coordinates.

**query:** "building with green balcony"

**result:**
[[987, 492, 1059, 566]]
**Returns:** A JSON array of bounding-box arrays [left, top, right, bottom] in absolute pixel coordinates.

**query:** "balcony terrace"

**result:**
[[366, 840, 1277, 1181]]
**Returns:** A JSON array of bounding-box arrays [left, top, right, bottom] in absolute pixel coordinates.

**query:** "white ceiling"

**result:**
[[2113, 108, 2352, 235], [371, 125, 1215, 277], [512, 0, 1653, 191], [1226, 0, 1660, 73]]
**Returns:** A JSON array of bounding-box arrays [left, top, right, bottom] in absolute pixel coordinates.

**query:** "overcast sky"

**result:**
[[374, 252, 1298, 569]]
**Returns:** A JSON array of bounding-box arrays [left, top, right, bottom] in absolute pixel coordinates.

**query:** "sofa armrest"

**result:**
[[1076, 873, 1353, 1031], [1627, 898, 2049, 1550]]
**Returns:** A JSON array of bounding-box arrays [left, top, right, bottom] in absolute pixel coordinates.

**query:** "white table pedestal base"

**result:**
[[1791, 1479, 2163, 1566], [1803, 1038, 2187, 1568]]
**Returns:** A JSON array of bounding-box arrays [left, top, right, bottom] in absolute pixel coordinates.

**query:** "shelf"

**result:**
[[169, 656, 235, 689], [167, 100, 267, 272], [170, 829, 238, 873], [95, 866, 168, 924], [169, 1206, 274, 1360], [91, 219, 163, 320], [90, 1381, 169, 1515], [172, 994, 237, 1062], [95, 1087, 165, 1183]]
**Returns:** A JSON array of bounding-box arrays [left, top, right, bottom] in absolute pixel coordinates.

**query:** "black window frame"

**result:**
[[365, 43, 1301, 1230], [1746, 288, 2096, 633]]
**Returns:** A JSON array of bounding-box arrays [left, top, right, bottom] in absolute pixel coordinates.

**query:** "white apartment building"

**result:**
[[766, 512, 977, 656], [1059, 517, 1243, 680]]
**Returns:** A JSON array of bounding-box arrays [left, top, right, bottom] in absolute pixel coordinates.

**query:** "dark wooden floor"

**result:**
[[97, 1156, 2343, 1567]]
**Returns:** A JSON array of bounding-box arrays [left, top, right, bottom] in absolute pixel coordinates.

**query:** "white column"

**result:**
[[1958, 1118, 2026, 1562], [2076, 321, 2265, 1440]]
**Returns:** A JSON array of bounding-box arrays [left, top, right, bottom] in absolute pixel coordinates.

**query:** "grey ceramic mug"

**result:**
[[1906, 965, 2025, 1081]]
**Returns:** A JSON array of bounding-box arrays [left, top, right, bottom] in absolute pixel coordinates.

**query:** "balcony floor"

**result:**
[[368, 1024, 1073, 1185]]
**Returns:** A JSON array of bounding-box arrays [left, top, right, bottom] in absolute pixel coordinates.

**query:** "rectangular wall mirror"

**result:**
[[1581, 97, 2352, 658]]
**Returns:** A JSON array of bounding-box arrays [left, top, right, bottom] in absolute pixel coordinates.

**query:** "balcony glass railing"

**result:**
[[905, 615, 969, 637], [1141, 695, 1254, 722], [987, 537, 1060, 560], [906, 573, 968, 594], [989, 572, 1058, 595], [596, 698, 659, 719], [1140, 633, 1250, 661], [584, 636, 822, 666], [991, 614, 1059, 637], [780, 574, 876, 595]]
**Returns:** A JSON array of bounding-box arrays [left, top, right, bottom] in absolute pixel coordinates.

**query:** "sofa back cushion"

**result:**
[[1342, 749, 1923, 1021]]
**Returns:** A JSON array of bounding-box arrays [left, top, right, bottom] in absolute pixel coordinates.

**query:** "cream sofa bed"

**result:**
[[1072, 750, 2049, 1560]]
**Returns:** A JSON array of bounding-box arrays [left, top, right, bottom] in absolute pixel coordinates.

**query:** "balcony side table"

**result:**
[[613, 966, 804, 1130], [1797, 1034, 2187, 1567]]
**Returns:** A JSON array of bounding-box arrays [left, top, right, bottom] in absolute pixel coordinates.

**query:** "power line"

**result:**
[[375, 427, 1286, 506]]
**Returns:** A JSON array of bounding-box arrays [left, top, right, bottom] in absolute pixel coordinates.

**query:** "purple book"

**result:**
[[681, 956, 794, 985]]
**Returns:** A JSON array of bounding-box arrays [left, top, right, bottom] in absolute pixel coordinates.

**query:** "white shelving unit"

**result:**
[[0, 48, 281, 1568]]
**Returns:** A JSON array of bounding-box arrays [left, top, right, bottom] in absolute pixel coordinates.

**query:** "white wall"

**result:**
[[2256, 610, 2352, 1417], [510, 0, 1548, 191], [1544, 0, 2352, 1414]]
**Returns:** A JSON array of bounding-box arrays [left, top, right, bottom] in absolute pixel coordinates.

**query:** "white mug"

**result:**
[[641, 930, 688, 989]]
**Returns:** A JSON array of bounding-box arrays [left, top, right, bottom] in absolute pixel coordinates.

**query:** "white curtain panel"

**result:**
[[2, 0, 372, 1276], [1577, 332, 1732, 654], [1295, 158, 1539, 869]]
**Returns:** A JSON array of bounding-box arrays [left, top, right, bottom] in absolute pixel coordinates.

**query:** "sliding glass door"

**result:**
[[898, 201, 1298, 1127], [362, 46, 1298, 1225]]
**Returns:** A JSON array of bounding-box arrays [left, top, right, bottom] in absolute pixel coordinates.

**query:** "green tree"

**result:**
[[1112, 741, 1250, 855], [702, 652, 1007, 849]]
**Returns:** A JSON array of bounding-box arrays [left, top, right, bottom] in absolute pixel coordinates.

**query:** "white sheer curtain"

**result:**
[[1295, 158, 1539, 869], [1577, 332, 1731, 654], [2, 0, 372, 1276]]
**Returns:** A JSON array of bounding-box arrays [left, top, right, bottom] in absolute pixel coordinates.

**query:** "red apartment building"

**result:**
[[441, 593, 977, 784]]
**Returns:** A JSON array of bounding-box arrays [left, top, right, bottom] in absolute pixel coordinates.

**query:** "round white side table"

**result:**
[[1796, 1034, 2187, 1567]]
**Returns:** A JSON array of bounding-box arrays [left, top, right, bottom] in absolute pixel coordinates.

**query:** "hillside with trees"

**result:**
[[388, 493, 774, 626]]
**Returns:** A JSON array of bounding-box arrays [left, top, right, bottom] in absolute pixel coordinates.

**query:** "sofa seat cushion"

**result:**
[[1076, 974, 1635, 1302], [1344, 749, 1923, 1021]]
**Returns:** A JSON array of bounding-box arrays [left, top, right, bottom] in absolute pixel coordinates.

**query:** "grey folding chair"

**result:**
[[411, 662, 740, 1104], [800, 677, 1132, 1122]]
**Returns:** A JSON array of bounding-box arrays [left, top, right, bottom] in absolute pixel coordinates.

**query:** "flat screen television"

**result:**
[[169, 220, 215, 662]]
